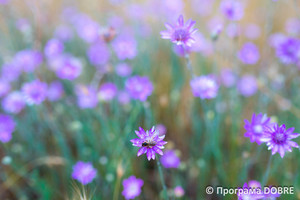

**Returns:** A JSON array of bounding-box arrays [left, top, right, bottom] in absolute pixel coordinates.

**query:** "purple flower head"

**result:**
[[0, 114, 15, 143], [244, 113, 272, 145], [116, 63, 132, 77], [285, 18, 300, 36], [261, 124, 300, 158], [112, 34, 137, 60], [1, 62, 21, 83], [14, 49, 43, 72], [55, 55, 82, 80], [161, 15, 197, 47], [0, 80, 11, 97], [174, 186, 185, 197], [220, 68, 236, 88], [276, 37, 300, 65], [125, 76, 153, 102], [131, 126, 167, 161], [237, 75, 258, 97], [2, 91, 26, 114], [238, 42, 260, 65], [76, 85, 98, 109], [118, 91, 131, 105], [47, 81, 64, 101], [71, 161, 97, 185], [87, 41, 110, 66], [75, 15, 99, 43], [122, 176, 144, 200], [237, 181, 265, 200], [220, 0, 244, 21], [190, 75, 218, 99], [44, 38, 64, 58], [269, 33, 286, 48], [244, 23, 261, 40], [160, 150, 180, 168], [22, 80, 47, 105], [98, 82, 117, 102], [54, 25, 73, 41], [156, 124, 167, 135]]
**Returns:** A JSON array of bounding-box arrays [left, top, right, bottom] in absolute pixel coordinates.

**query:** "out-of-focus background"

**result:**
[[1, 0, 300, 199]]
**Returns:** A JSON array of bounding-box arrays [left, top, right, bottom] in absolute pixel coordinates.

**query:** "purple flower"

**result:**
[[0, 114, 15, 143], [47, 81, 64, 101], [44, 38, 64, 58], [160, 150, 180, 168], [116, 63, 132, 77], [220, 68, 236, 88], [2, 91, 26, 114], [98, 82, 117, 102], [117, 91, 131, 105], [174, 186, 185, 197], [268, 33, 286, 48], [190, 75, 218, 99], [285, 18, 300, 36], [112, 34, 137, 60], [55, 55, 82, 80], [76, 85, 98, 109], [220, 0, 244, 21], [87, 41, 111, 66], [71, 161, 97, 185], [237, 75, 258, 97], [1, 62, 21, 83], [238, 42, 260, 65], [237, 181, 265, 200], [130, 127, 167, 161], [261, 124, 300, 158], [14, 49, 43, 72], [161, 15, 197, 47], [122, 176, 144, 200], [75, 15, 99, 43], [244, 113, 272, 145], [54, 25, 73, 41], [125, 76, 153, 101], [22, 80, 47, 105], [276, 37, 300, 65], [0, 80, 11, 97], [156, 124, 167, 135]]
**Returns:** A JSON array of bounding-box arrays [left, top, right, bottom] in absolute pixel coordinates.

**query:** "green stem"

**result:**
[[183, 46, 195, 78], [156, 155, 169, 200], [261, 154, 273, 186]]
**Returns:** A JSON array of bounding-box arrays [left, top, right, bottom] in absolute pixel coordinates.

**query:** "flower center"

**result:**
[[174, 29, 188, 42], [253, 125, 263, 134], [274, 131, 286, 143]]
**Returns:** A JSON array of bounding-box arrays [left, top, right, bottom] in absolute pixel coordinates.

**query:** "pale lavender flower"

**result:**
[[285, 18, 300, 36], [268, 33, 286, 48], [122, 176, 144, 200], [161, 15, 197, 47], [0, 80, 10, 97], [244, 23, 261, 40], [125, 76, 153, 101], [220, 68, 236, 88], [220, 0, 244, 21], [156, 124, 167, 135], [98, 82, 117, 102], [112, 34, 137, 60], [244, 113, 272, 145], [54, 25, 73, 41], [2, 91, 26, 114], [117, 91, 131, 105], [131, 126, 167, 161], [76, 85, 98, 109], [1, 62, 21, 83], [47, 81, 64, 101], [174, 186, 185, 198], [55, 55, 82, 80], [160, 150, 180, 168], [237, 181, 265, 200], [44, 38, 64, 58], [14, 49, 43, 72], [22, 80, 47, 105], [75, 15, 99, 43], [237, 75, 258, 97], [87, 41, 110, 66], [275, 37, 300, 65], [116, 63, 132, 77], [261, 124, 300, 158], [190, 75, 218, 99], [71, 161, 97, 185], [238, 42, 260, 65], [0, 114, 15, 143]]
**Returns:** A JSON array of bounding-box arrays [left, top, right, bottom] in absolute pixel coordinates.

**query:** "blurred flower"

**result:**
[[275, 37, 300, 65], [261, 124, 300, 158], [0, 114, 15, 143], [156, 124, 167, 135], [263, 186, 281, 199], [117, 91, 131, 105], [54, 55, 82, 80], [285, 18, 300, 36], [44, 38, 64, 58], [238, 42, 260, 65], [116, 63, 132, 77], [174, 186, 185, 197], [1, 62, 21, 83], [2, 91, 26, 114], [125, 76, 153, 101], [14, 49, 43, 72], [0, 0, 9, 4], [244, 23, 261, 40], [160, 0, 184, 20], [122, 176, 144, 200], [190, 75, 218, 99], [76, 85, 98, 109], [268, 33, 286, 48], [98, 82, 117, 102], [0, 80, 10, 97], [244, 113, 272, 145], [54, 25, 73, 41], [237, 75, 257, 97], [220, 0, 244, 21], [131, 126, 167, 161], [87, 41, 110, 66], [22, 80, 47, 105], [75, 15, 99, 43], [220, 68, 236, 88], [237, 181, 265, 200], [211, 24, 223, 41], [160, 150, 180, 168], [72, 161, 97, 185], [161, 15, 197, 47], [112, 34, 137, 60], [47, 81, 64, 101]]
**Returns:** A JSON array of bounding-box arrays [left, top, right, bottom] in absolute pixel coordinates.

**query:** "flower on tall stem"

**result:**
[[71, 161, 97, 185], [122, 176, 144, 200]]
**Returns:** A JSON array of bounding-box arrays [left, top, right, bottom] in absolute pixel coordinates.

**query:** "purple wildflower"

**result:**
[[1, 62, 21, 83], [244, 113, 272, 145], [237, 181, 265, 200], [276, 37, 300, 65], [160, 15, 197, 47], [160, 150, 181, 168], [261, 124, 300, 158], [122, 176, 144, 200], [220, 0, 244, 21], [226, 23, 241, 38], [87, 41, 111, 66], [115, 63, 132, 77], [285, 18, 300, 36], [190, 75, 218, 99], [0, 80, 11, 97], [54, 25, 73, 41], [238, 42, 260, 65], [98, 82, 117, 102], [237, 75, 258, 97], [75, 15, 99, 43], [174, 186, 185, 197], [14, 49, 43, 72], [44, 38, 64, 58], [22, 80, 47, 105], [125, 76, 153, 102], [71, 161, 97, 185], [220, 68, 236, 88], [112, 34, 137, 60], [55, 55, 82, 80], [156, 124, 167, 135], [76, 85, 98, 109], [0, 114, 15, 143], [130, 127, 167, 161], [2, 91, 26, 114], [47, 81, 64, 101], [117, 91, 131, 105]]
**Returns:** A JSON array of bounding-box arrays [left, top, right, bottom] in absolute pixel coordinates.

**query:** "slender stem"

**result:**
[[183, 46, 195, 78], [156, 155, 169, 200], [261, 154, 273, 186]]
